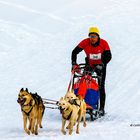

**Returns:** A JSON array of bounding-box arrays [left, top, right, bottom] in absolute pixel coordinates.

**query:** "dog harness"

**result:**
[[62, 108, 73, 120], [69, 99, 81, 107], [21, 99, 34, 116], [21, 105, 33, 116]]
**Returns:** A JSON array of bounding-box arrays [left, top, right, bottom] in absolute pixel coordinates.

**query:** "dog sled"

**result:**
[[43, 64, 103, 121], [71, 64, 103, 121], [42, 63, 103, 121]]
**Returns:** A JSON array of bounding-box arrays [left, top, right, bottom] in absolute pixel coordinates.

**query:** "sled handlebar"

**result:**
[[73, 63, 95, 73], [73, 63, 103, 80], [73, 63, 99, 78]]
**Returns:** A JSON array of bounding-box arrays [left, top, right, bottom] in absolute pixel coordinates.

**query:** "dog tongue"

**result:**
[[60, 108, 65, 114], [17, 98, 25, 105]]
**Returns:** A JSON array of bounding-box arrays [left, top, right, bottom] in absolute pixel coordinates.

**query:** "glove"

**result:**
[[71, 62, 80, 73], [95, 63, 104, 75], [96, 63, 104, 71], [72, 64, 79, 71], [72, 62, 77, 70]]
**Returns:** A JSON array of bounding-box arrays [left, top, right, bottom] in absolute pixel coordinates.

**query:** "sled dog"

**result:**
[[58, 96, 85, 135], [17, 88, 45, 135], [65, 90, 86, 128]]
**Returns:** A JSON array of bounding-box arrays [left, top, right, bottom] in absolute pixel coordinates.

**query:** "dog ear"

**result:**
[[71, 89, 74, 93], [64, 94, 67, 99], [66, 90, 70, 95], [20, 88, 24, 92], [25, 88, 28, 92]]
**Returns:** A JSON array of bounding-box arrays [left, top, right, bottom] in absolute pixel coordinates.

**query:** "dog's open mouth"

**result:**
[[60, 107, 65, 114], [17, 98, 26, 105]]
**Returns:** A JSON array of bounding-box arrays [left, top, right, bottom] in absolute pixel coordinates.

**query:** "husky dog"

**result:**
[[65, 90, 86, 129], [17, 88, 45, 135], [58, 94, 86, 135]]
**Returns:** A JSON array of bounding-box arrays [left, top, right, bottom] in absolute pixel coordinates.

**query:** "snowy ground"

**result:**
[[0, 0, 140, 140]]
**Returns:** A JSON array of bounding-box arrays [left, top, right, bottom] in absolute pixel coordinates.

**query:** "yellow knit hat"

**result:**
[[89, 27, 99, 35]]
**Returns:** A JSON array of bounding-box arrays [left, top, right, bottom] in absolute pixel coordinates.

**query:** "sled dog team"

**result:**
[[17, 88, 86, 135]]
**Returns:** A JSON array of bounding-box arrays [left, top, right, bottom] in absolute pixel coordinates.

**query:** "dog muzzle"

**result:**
[[17, 98, 26, 105], [59, 106, 65, 114]]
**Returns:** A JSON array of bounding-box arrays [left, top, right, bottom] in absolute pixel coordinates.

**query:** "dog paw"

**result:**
[[61, 130, 66, 135], [76, 131, 79, 134], [83, 123, 86, 127], [31, 130, 34, 134], [40, 125, 43, 128], [35, 132, 38, 135], [76, 129, 79, 134], [25, 130, 30, 135], [69, 130, 72, 135]]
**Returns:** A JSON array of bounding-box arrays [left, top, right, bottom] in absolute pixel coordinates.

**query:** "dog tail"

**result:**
[[42, 104, 45, 116]]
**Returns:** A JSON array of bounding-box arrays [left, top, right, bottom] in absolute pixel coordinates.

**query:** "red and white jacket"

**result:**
[[72, 38, 112, 67]]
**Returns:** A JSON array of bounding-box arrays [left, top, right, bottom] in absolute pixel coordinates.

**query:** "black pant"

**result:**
[[98, 65, 106, 110]]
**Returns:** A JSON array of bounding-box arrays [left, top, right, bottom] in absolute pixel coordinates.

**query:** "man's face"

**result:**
[[89, 33, 99, 45]]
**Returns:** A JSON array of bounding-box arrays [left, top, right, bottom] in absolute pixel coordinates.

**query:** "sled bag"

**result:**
[[74, 75, 99, 109]]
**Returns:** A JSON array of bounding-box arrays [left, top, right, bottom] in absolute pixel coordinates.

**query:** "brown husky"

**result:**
[[17, 88, 45, 135], [58, 94, 86, 135]]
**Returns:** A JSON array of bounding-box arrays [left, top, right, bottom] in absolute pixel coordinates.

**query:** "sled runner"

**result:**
[[72, 64, 102, 121]]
